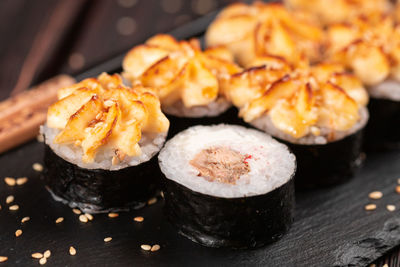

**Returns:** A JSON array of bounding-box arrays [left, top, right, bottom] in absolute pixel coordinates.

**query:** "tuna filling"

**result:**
[[190, 146, 250, 184]]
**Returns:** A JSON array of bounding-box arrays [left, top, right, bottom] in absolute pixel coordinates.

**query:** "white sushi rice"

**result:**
[[158, 124, 296, 198], [368, 79, 400, 101], [250, 107, 369, 145], [162, 97, 232, 118], [41, 125, 167, 170]]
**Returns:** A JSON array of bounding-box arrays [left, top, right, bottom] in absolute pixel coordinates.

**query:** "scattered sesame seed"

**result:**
[[9, 205, 19, 211], [104, 237, 112, 242], [55, 217, 64, 224], [160, 191, 164, 198], [387, 205, 396, 212], [396, 185, 400, 194], [141, 244, 151, 251], [0, 256, 7, 262], [4, 177, 16, 186], [32, 163, 44, 172], [6, 195, 14, 204], [43, 250, 51, 258], [151, 244, 160, 252], [31, 253, 43, 259], [147, 198, 157, 205], [15, 229, 22, 237], [72, 209, 81, 215], [368, 191, 383, 200], [383, 264, 388, 267], [16, 177, 28, 185], [79, 215, 88, 223], [21, 217, 30, 223], [39, 257, 47, 265], [134, 216, 144, 222], [84, 213, 93, 221], [365, 204, 377, 211], [69, 246, 76, 256], [108, 213, 119, 218]]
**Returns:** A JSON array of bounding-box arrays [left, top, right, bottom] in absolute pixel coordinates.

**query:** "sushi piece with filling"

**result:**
[[42, 73, 169, 213], [158, 125, 296, 248], [122, 34, 244, 137]]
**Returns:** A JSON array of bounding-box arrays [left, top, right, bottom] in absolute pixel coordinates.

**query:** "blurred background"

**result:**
[[0, 0, 237, 101]]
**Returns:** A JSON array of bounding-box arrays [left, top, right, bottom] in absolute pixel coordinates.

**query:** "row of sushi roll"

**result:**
[[40, 0, 400, 249]]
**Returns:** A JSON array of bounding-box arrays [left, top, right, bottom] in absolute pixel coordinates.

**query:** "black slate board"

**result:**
[[2, 3, 400, 265], [1, 137, 400, 267]]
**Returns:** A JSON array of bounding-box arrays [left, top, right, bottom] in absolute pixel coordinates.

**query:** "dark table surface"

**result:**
[[0, 0, 399, 266]]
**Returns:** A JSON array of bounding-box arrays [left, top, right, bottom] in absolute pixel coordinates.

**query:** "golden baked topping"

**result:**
[[205, 2, 324, 67], [47, 73, 169, 162], [225, 62, 368, 139], [123, 34, 241, 108]]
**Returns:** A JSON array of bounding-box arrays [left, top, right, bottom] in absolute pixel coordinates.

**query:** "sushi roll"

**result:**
[[122, 34, 243, 137], [42, 73, 170, 213], [158, 125, 296, 248], [205, 2, 324, 67], [224, 62, 369, 188], [325, 11, 400, 150]]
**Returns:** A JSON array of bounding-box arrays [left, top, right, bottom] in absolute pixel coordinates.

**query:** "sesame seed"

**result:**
[[72, 209, 81, 215], [0, 256, 8, 262], [383, 264, 388, 267], [368, 191, 383, 200], [160, 191, 164, 198], [134, 216, 144, 222], [31, 253, 43, 259], [79, 215, 88, 223], [104, 237, 112, 242], [84, 213, 93, 221], [396, 185, 400, 194], [15, 229, 22, 237], [147, 198, 157, 205], [141, 244, 151, 251], [9, 205, 19, 211], [6, 195, 14, 204], [43, 250, 51, 258], [4, 177, 16, 186], [151, 244, 160, 252], [39, 257, 47, 265], [387, 205, 396, 211], [21, 217, 30, 223], [365, 204, 377, 211], [16, 177, 28, 185], [69, 246, 76, 256], [108, 213, 119, 218], [32, 163, 43, 172], [55, 217, 64, 224]]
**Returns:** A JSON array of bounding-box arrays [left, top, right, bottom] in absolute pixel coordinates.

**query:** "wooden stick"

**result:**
[[0, 75, 75, 153]]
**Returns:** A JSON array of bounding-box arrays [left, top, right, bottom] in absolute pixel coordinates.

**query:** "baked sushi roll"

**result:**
[[42, 73, 170, 213], [122, 34, 243, 136], [205, 2, 324, 67], [158, 125, 296, 248], [225, 62, 369, 188], [325, 12, 400, 149]]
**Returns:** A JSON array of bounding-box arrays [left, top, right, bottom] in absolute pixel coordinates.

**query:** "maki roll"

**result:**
[[122, 34, 243, 137], [224, 62, 369, 188], [324, 10, 400, 150], [42, 73, 170, 213], [158, 125, 296, 248], [205, 2, 324, 67]]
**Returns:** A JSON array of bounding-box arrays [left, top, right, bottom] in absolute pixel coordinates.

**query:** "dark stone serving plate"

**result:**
[[2, 5, 400, 266]]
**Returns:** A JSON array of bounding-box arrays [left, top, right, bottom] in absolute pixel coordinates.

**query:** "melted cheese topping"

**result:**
[[46, 73, 169, 163], [122, 34, 241, 109]]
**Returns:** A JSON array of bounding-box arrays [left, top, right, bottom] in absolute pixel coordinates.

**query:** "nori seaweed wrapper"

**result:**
[[43, 145, 161, 213], [166, 107, 246, 139], [163, 177, 295, 249], [365, 97, 400, 151], [280, 129, 364, 189]]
